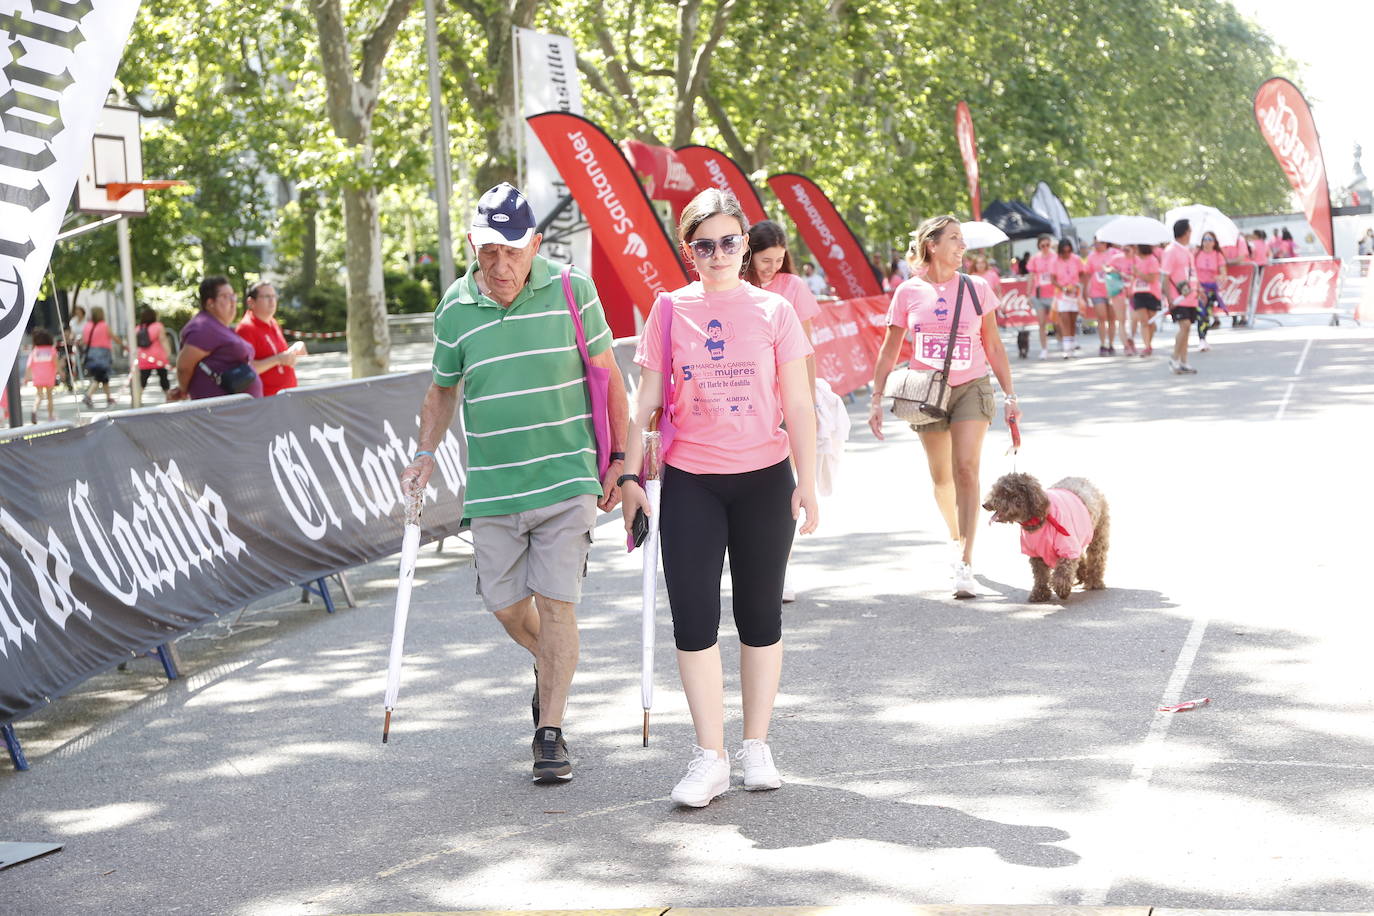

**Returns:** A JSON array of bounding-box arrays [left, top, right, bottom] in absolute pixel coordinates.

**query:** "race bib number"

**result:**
[[1038, 273, 1052, 285], [917, 332, 973, 371], [1134, 279, 1149, 292]]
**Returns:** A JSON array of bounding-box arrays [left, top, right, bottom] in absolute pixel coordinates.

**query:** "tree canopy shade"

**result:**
[[101, 0, 1299, 373]]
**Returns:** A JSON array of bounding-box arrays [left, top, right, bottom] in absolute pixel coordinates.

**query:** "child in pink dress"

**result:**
[[23, 329, 59, 423]]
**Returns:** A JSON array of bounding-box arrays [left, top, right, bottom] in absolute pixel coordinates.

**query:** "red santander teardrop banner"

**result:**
[[767, 173, 883, 300], [675, 145, 769, 225], [1253, 78, 1334, 257], [955, 101, 982, 221], [527, 112, 689, 320]]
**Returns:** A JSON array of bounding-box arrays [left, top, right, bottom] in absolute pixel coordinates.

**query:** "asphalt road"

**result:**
[[3, 322, 1373, 915]]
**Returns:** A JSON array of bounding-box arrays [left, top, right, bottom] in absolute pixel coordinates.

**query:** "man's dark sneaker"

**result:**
[[531, 663, 540, 727], [532, 726, 572, 783]]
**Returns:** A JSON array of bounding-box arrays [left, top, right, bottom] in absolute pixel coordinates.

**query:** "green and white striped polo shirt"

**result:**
[[432, 255, 612, 518]]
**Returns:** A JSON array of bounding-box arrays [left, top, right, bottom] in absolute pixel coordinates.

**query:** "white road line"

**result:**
[[1079, 612, 1211, 905], [1292, 336, 1314, 376], [1274, 381, 1296, 421]]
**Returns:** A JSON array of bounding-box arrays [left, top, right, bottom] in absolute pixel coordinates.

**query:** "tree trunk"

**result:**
[[343, 184, 390, 377], [301, 193, 318, 293]]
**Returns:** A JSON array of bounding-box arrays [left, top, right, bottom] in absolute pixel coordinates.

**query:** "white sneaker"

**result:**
[[1169, 358, 1183, 374], [781, 576, 796, 603], [1198, 339, 1211, 352], [953, 562, 977, 598], [670, 746, 730, 807], [1038, 349, 1049, 360], [736, 739, 782, 790]]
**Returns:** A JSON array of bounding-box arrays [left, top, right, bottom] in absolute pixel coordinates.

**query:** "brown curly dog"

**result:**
[[982, 472, 1110, 602]]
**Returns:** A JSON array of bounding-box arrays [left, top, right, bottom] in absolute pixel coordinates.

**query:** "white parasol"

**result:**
[[960, 220, 1010, 250], [382, 485, 423, 743], [1095, 215, 1171, 246], [1164, 204, 1240, 247], [639, 413, 663, 746]]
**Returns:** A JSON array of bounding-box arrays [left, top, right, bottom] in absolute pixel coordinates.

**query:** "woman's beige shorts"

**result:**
[[912, 375, 995, 432]]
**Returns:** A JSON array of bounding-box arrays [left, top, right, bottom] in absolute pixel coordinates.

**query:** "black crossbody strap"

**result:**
[[941, 276, 966, 380]]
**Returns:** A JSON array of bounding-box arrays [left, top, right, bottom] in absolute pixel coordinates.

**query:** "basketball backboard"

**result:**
[[75, 106, 145, 215]]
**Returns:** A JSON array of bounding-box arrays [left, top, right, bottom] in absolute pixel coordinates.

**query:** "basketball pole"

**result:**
[[117, 217, 142, 409]]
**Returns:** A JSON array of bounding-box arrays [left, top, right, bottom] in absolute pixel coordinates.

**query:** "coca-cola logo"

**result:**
[[1219, 273, 1248, 308], [1001, 290, 1032, 317], [1260, 265, 1337, 309], [1257, 88, 1323, 201]]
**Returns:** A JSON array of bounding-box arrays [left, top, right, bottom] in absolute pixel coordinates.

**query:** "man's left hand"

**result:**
[[599, 459, 623, 512]]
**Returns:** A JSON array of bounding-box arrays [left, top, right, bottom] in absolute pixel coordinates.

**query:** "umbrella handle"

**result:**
[[642, 709, 649, 747], [382, 708, 392, 744]]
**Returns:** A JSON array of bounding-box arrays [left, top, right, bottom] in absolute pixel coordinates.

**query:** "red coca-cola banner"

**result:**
[[675, 145, 768, 225], [1254, 78, 1335, 257], [767, 173, 883, 300], [529, 113, 690, 327], [809, 294, 907, 397], [1217, 263, 1257, 315], [955, 101, 982, 221], [994, 276, 1037, 327], [1254, 258, 1341, 314]]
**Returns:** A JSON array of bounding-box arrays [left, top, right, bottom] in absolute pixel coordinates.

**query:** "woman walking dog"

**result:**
[[620, 189, 818, 808], [868, 215, 1021, 598]]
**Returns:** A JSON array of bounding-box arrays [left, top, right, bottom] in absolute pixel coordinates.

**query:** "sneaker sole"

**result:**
[[953, 588, 976, 599], [532, 766, 572, 783], [671, 786, 726, 807], [744, 777, 782, 791]]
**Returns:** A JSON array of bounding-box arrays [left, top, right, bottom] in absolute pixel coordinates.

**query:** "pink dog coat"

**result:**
[[1020, 488, 1093, 566]]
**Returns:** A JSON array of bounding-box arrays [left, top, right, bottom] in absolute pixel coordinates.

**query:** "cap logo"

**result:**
[[491, 213, 510, 223]]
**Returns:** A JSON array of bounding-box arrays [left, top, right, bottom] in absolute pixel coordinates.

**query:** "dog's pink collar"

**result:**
[[1022, 515, 1070, 536]]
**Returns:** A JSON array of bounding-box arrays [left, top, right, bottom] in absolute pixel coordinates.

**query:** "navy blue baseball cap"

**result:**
[[469, 182, 537, 248]]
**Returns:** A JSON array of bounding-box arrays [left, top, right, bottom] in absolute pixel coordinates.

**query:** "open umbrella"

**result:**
[[960, 220, 1010, 250], [382, 485, 423, 743], [1164, 205, 1240, 247], [1096, 215, 1170, 246], [639, 412, 664, 746]]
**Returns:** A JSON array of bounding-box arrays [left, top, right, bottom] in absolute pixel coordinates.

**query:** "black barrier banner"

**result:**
[[0, 371, 465, 723]]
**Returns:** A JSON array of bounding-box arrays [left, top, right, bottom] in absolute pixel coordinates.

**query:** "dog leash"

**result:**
[[1006, 416, 1021, 468]]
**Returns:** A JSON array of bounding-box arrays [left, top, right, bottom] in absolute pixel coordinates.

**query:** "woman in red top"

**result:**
[[135, 306, 172, 395], [235, 281, 303, 396]]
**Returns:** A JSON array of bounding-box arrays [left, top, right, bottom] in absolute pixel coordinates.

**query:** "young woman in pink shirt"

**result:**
[[868, 215, 1021, 599], [1050, 239, 1086, 358], [972, 253, 1001, 292], [1129, 245, 1163, 357], [621, 189, 818, 808], [1025, 235, 1056, 359], [23, 328, 59, 422], [1193, 232, 1227, 351], [1085, 240, 1118, 355]]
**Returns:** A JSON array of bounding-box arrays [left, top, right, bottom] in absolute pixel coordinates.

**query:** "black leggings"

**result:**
[[140, 368, 170, 390], [660, 459, 796, 652]]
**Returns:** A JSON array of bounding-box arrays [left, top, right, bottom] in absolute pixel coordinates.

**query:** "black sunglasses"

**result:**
[[686, 234, 745, 259]]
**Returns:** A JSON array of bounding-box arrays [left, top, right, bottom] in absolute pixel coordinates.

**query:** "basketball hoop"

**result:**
[[106, 180, 187, 202]]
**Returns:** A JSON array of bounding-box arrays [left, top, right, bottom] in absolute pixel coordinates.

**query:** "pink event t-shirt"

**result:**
[[1160, 242, 1198, 306], [634, 281, 813, 475], [1128, 253, 1162, 298], [1085, 249, 1114, 298], [27, 345, 57, 388], [82, 320, 112, 349], [1194, 249, 1226, 285], [1249, 238, 1269, 265], [762, 270, 821, 324], [1019, 488, 1094, 567], [886, 273, 1000, 388], [1026, 251, 1056, 298], [980, 268, 1001, 292], [1051, 255, 1084, 292]]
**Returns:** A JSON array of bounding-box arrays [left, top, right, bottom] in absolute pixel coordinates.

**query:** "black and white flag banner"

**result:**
[[1, 0, 141, 378], [0, 372, 467, 723]]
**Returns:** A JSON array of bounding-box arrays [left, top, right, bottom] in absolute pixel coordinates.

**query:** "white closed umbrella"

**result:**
[[639, 413, 664, 746], [1096, 215, 1171, 246], [1164, 204, 1240, 247], [382, 486, 423, 743], [960, 220, 1010, 250]]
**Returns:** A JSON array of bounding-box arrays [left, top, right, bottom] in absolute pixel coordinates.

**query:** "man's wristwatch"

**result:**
[[616, 473, 641, 488]]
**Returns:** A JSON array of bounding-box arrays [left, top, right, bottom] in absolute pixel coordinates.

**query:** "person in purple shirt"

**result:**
[[169, 276, 264, 401]]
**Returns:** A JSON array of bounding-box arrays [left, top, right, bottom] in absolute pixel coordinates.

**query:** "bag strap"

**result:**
[[658, 292, 674, 413], [561, 267, 592, 365], [940, 276, 966, 379]]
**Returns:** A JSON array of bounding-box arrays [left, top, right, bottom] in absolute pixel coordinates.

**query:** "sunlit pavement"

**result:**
[[3, 322, 1373, 915]]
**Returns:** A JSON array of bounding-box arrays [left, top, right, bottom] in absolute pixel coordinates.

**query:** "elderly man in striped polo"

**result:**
[[402, 183, 628, 784]]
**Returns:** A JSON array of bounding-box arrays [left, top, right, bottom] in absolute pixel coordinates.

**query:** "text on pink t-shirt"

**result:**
[[1128, 253, 1162, 298], [1194, 249, 1225, 285], [633, 281, 813, 475], [1026, 252, 1056, 298], [763, 271, 821, 324], [886, 273, 1000, 388]]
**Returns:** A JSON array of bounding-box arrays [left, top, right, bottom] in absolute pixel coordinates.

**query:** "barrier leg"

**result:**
[[3, 722, 29, 771], [331, 571, 356, 608], [300, 577, 336, 614], [154, 643, 180, 680]]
